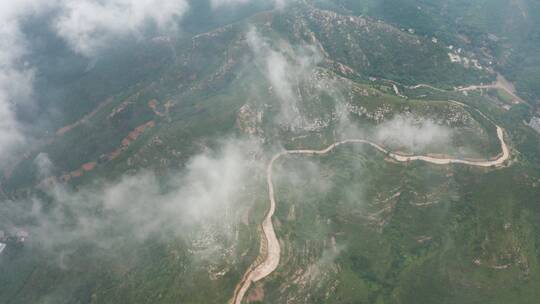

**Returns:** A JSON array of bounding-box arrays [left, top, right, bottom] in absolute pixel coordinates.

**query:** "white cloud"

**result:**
[[246, 27, 322, 129], [0, 139, 261, 251], [211, 0, 288, 10], [0, 86, 26, 163], [34, 152, 54, 179], [211, 0, 252, 9], [54, 0, 189, 56], [375, 115, 452, 152], [0, 1, 53, 164], [0, 0, 191, 165]]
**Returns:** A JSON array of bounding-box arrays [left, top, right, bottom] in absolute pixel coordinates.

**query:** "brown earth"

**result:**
[[56, 98, 113, 136]]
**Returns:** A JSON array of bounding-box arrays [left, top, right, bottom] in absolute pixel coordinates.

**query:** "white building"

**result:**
[[16, 230, 29, 242]]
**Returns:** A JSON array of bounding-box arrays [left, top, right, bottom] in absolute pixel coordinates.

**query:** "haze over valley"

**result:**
[[1, 1, 540, 303]]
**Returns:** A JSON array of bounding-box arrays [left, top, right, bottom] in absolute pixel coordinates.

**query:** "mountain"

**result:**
[[1, 1, 540, 304]]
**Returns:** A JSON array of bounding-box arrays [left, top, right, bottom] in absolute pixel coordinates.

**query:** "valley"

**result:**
[[1, 1, 540, 304], [232, 92, 510, 304]]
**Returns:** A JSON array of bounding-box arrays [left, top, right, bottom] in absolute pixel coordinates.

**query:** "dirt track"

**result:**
[[230, 121, 510, 304], [456, 74, 524, 103]]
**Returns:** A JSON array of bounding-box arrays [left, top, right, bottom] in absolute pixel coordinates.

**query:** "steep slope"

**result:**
[[327, 0, 540, 104], [1, 3, 540, 304]]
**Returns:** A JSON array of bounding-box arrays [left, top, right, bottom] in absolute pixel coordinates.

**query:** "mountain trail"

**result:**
[[230, 108, 510, 304]]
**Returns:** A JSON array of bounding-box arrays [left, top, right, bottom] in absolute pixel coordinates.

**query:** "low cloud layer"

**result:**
[[0, 1, 49, 163], [0, 0, 190, 166], [55, 0, 189, 56], [211, 0, 288, 10], [375, 115, 452, 152], [0, 139, 261, 254], [246, 27, 323, 129]]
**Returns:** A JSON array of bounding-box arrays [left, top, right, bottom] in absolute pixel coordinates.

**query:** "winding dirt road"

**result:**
[[407, 83, 447, 92], [231, 120, 510, 303], [456, 74, 524, 103]]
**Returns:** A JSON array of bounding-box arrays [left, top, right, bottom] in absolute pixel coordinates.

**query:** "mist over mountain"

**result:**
[[1, 1, 540, 303]]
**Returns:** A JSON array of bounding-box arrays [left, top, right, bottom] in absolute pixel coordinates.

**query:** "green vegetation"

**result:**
[[2, 1, 540, 303], [491, 88, 514, 104], [266, 147, 540, 303], [326, 0, 540, 104]]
